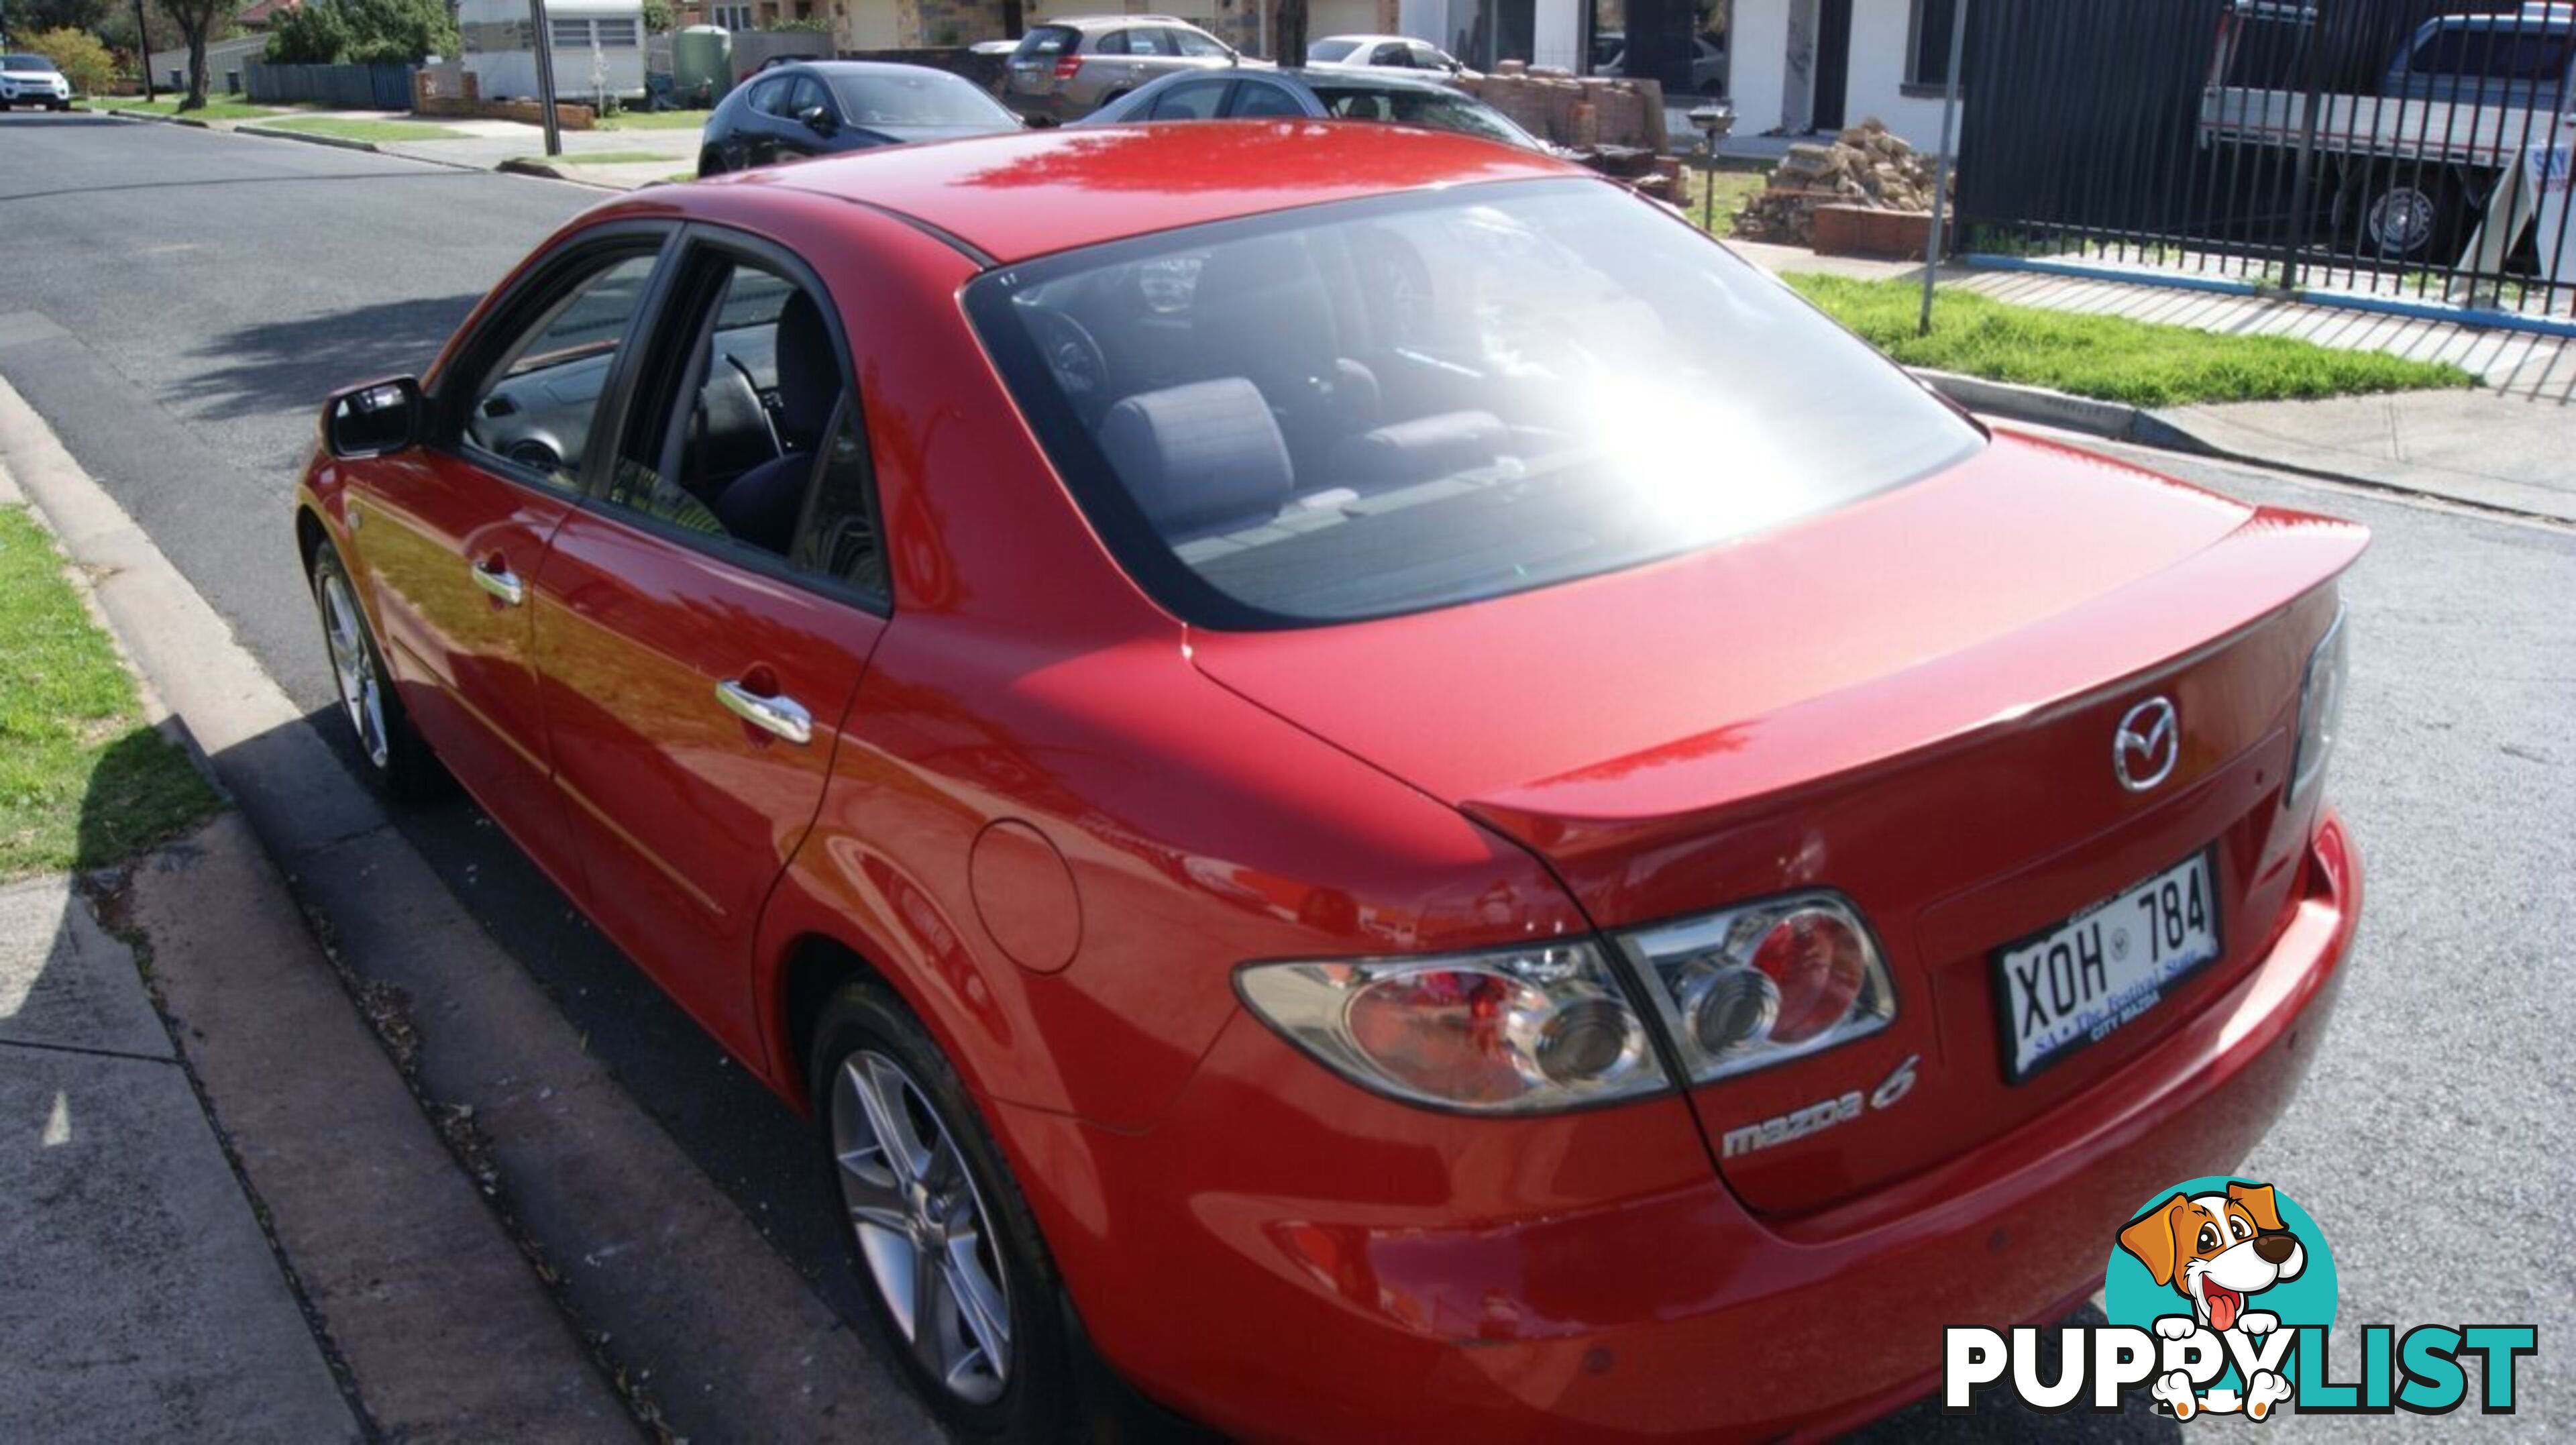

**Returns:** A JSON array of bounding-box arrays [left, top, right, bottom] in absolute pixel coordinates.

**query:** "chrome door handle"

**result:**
[[716, 679, 812, 745], [472, 561, 525, 606]]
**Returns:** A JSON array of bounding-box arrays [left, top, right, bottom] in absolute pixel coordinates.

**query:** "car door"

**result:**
[[356, 227, 671, 898], [742, 74, 794, 166], [1148, 74, 1235, 121], [1222, 76, 1309, 119], [776, 74, 836, 159], [531, 229, 890, 1060]]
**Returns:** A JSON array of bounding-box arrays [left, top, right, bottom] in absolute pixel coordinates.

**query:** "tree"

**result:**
[[642, 0, 675, 34], [20, 27, 118, 97], [152, 0, 238, 109], [12, 0, 113, 34], [260, 0, 455, 66], [1271, 0, 1305, 64]]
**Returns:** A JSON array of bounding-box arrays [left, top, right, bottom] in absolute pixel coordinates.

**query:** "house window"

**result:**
[[551, 17, 594, 48], [713, 2, 753, 27], [1905, 0, 1958, 91], [596, 17, 640, 46]]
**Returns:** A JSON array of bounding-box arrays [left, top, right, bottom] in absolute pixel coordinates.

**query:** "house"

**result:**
[[146, 0, 297, 93], [1728, 0, 1960, 148]]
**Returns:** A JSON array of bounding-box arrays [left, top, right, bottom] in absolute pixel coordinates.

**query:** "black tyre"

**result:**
[[308, 538, 447, 802], [2352, 163, 2463, 263], [810, 981, 1075, 1441]]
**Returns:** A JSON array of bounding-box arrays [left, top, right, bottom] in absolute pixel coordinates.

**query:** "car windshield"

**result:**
[[1307, 38, 1364, 62], [1308, 83, 1538, 148], [828, 70, 1012, 125], [969, 179, 1982, 628], [5, 54, 58, 71]]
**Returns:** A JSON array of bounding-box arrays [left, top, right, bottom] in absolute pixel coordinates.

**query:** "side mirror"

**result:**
[[798, 104, 838, 136], [325, 377, 423, 460]]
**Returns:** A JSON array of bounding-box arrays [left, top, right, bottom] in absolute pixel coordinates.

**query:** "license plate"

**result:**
[[1993, 849, 2222, 1083]]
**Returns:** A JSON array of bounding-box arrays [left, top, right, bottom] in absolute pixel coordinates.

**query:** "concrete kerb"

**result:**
[[235, 121, 384, 154], [0, 375, 937, 1442]]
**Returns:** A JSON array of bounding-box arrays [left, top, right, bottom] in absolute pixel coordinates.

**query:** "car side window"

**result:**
[[789, 74, 832, 119], [1170, 28, 1228, 58], [1371, 42, 1409, 66], [1150, 78, 1230, 119], [749, 76, 792, 116], [1130, 28, 1182, 57], [601, 250, 883, 594], [1225, 80, 1304, 118], [1093, 29, 1130, 55], [1412, 44, 1450, 70], [460, 251, 659, 491]]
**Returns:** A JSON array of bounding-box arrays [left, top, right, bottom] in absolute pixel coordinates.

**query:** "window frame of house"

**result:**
[[1900, 0, 1963, 98], [712, 3, 755, 31]]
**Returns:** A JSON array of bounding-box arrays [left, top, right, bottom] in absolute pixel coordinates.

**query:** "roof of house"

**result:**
[[237, 0, 301, 29]]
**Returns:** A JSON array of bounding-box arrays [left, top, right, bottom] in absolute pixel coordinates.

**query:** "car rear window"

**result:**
[[1014, 25, 1078, 60], [2408, 23, 2573, 81], [1307, 38, 1364, 62], [968, 179, 1982, 629]]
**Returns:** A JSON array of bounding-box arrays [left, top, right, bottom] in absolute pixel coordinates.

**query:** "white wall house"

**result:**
[[1729, 0, 1958, 148]]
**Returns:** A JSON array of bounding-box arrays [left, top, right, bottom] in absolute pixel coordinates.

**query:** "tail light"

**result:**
[[1614, 894, 1896, 1083], [2288, 605, 2347, 806], [1237, 942, 1666, 1114], [1053, 56, 1083, 81]]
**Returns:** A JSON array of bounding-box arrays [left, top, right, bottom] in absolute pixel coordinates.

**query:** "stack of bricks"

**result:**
[[1459, 62, 1668, 155], [413, 64, 597, 129]]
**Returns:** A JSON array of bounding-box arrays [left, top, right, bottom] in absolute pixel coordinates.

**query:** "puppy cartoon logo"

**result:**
[[2117, 1181, 2310, 1419]]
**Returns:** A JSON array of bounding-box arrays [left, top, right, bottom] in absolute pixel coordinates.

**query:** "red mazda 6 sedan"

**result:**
[[292, 123, 2363, 1441]]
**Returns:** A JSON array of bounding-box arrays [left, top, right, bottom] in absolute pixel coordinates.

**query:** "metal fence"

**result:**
[[241, 61, 419, 111], [1955, 0, 2576, 323]]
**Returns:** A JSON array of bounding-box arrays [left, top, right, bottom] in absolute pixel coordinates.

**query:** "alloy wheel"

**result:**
[[830, 1050, 1014, 1405], [317, 568, 389, 769], [2366, 187, 2436, 257]]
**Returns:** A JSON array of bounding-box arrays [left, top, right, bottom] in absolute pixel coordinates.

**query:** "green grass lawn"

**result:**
[[0, 506, 218, 879], [91, 95, 290, 121], [262, 116, 474, 143], [1684, 158, 1772, 238], [595, 109, 713, 131], [1786, 274, 2480, 408]]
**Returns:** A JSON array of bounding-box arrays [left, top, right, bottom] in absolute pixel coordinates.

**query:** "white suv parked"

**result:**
[[1, 54, 74, 110]]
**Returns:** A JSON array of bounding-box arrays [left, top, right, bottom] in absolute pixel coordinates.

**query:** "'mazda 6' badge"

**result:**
[[1943, 1177, 2538, 1419]]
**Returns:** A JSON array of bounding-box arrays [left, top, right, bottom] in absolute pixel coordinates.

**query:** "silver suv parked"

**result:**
[[1002, 15, 1246, 121]]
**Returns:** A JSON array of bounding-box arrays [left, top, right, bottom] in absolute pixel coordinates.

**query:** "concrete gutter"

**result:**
[[1916, 368, 2220, 456], [235, 121, 383, 154]]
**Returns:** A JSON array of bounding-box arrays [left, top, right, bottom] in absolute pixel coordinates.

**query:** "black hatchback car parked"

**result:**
[[698, 61, 1024, 176]]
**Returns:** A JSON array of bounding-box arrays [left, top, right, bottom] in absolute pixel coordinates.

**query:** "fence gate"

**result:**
[[1955, 0, 2576, 321]]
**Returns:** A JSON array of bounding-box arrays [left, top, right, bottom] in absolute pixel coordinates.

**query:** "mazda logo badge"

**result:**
[[2114, 698, 2180, 793]]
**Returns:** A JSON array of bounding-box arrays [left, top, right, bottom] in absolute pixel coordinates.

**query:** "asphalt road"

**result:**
[[3, 111, 2569, 1438]]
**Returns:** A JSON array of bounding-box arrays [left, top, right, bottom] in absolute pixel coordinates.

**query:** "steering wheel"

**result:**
[[1024, 307, 1112, 425]]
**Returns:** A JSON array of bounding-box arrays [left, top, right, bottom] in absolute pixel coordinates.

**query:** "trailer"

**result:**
[[458, 0, 649, 105]]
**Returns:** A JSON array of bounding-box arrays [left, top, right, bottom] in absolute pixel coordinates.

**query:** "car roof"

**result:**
[[739, 122, 1582, 264], [1037, 13, 1205, 30], [766, 60, 983, 79]]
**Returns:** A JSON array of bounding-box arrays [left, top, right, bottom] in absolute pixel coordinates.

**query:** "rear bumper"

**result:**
[[1002, 812, 2360, 1442]]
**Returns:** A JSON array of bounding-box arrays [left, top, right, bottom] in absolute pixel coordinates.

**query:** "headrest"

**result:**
[[773, 288, 839, 444], [1328, 411, 1507, 490], [1097, 378, 1294, 534]]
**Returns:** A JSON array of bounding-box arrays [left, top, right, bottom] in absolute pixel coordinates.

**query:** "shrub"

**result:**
[[20, 27, 117, 97]]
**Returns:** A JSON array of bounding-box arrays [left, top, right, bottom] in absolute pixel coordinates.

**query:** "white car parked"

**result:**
[[0, 53, 74, 111], [1305, 34, 1466, 76]]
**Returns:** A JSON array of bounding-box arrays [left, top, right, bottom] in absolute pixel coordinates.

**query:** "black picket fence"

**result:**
[[1955, 0, 2575, 321], [242, 61, 419, 112]]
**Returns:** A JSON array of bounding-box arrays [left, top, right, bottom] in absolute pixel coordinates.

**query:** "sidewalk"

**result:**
[[1734, 239, 2576, 523], [0, 872, 360, 1443], [0, 446, 634, 1439]]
